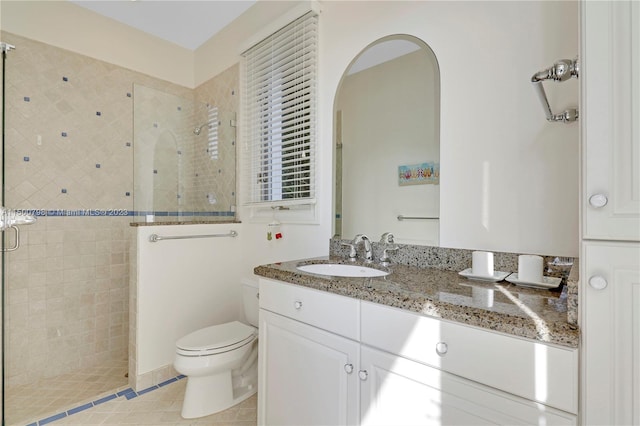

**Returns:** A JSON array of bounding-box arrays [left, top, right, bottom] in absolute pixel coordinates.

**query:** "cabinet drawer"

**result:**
[[361, 301, 578, 414], [259, 278, 359, 340], [361, 345, 577, 426]]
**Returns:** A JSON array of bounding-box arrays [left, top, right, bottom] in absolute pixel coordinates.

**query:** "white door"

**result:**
[[360, 345, 576, 426], [258, 309, 360, 426], [582, 0, 640, 241], [582, 242, 640, 425]]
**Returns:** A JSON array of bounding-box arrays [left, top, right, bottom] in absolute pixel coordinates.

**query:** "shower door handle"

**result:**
[[1, 207, 37, 251], [2, 225, 20, 251]]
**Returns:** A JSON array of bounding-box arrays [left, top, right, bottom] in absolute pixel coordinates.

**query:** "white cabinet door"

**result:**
[[360, 345, 576, 426], [258, 309, 360, 426], [582, 0, 640, 242], [582, 242, 640, 425]]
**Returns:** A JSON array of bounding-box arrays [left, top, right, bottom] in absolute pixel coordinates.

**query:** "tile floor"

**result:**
[[42, 379, 256, 426], [6, 358, 129, 426]]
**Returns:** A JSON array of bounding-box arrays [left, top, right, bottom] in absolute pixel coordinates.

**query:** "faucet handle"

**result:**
[[380, 232, 394, 244], [341, 242, 357, 260], [353, 234, 368, 244], [380, 245, 399, 264]]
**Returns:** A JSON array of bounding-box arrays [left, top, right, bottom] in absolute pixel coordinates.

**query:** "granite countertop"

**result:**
[[254, 256, 579, 349]]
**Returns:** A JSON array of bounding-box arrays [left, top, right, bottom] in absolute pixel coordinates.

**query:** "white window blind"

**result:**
[[243, 12, 317, 206]]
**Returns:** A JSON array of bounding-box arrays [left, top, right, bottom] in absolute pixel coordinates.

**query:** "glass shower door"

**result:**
[[1, 40, 40, 426], [1, 34, 131, 425]]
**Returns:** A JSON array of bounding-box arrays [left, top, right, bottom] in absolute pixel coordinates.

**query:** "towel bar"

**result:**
[[149, 230, 238, 242], [531, 57, 579, 123], [397, 215, 439, 221]]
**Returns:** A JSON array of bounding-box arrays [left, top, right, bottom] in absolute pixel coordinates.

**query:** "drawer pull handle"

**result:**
[[344, 364, 354, 374], [358, 370, 368, 381], [294, 300, 303, 310], [589, 275, 608, 290], [435, 342, 448, 356]]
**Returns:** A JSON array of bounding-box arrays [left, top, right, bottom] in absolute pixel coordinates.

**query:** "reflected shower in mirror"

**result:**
[[133, 84, 236, 222], [334, 35, 440, 245]]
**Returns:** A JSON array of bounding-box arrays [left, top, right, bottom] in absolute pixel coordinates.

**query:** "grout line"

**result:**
[[30, 375, 186, 426]]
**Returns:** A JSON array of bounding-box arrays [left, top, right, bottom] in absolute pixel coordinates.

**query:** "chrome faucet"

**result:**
[[353, 234, 373, 262], [380, 232, 394, 244], [379, 246, 399, 265]]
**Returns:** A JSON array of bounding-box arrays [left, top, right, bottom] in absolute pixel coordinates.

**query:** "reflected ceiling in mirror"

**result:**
[[334, 35, 440, 245]]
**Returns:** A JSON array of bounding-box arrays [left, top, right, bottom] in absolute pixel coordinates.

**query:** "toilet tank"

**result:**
[[242, 281, 259, 327]]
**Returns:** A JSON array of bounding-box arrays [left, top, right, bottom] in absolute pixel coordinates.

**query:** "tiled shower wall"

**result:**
[[194, 64, 238, 214], [132, 65, 238, 221], [2, 31, 238, 387]]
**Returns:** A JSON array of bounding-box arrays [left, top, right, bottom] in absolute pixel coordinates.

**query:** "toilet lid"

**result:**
[[176, 321, 256, 352]]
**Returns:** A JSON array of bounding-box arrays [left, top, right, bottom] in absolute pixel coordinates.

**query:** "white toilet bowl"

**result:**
[[174, 283, 259, 419]]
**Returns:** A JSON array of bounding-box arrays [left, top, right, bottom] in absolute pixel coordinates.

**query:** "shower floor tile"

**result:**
[[5, 358, 128, 426], [38, 379, 256, 425]]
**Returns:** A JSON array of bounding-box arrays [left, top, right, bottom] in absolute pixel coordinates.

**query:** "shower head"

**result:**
[[194, 122, 211, 135]]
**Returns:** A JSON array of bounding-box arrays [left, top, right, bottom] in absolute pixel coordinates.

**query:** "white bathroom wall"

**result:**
[[2, 1, 580, 268], [134, 224, 242, 376], [0, 1, 194, 87], [316, 1, 579, 257], [196, 0, 579, 273]]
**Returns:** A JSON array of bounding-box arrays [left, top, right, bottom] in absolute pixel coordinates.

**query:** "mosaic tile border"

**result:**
[[25, 375, 186, 426], [14, 210, 234, 217]]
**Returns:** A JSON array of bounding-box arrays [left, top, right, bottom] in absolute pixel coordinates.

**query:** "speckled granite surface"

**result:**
[[254, 255, 579, 349], [330, 239, 578, 325], [566, 258, 579, 326]]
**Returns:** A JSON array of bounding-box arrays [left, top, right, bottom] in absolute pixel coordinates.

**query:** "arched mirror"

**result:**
[[334, 35, 440, 245]]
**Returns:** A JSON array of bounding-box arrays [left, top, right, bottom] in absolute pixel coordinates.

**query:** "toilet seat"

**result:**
[[176, 321, 257, 357]]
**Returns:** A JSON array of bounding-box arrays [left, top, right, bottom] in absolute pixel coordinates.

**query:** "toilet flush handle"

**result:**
[[294, 300, 303, 310]]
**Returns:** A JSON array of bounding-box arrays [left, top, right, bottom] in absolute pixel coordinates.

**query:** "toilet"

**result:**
[[174, 282, 259, 419]]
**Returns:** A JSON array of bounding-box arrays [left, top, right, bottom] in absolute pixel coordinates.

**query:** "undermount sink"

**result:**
[[296, 263, 389, 278]]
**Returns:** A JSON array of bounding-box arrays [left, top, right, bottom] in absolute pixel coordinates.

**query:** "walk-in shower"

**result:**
[[1, 29, 239, 425], [1, 34, 131, 425]]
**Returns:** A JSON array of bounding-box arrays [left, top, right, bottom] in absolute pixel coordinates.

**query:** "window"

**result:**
[[243, 12, 317, 207], [207, 105, 219, 160]]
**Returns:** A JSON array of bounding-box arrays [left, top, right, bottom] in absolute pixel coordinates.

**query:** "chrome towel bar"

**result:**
[[531, 57, 579, 123], [149, 230, 238, 242], [397, 215, 439, 221]]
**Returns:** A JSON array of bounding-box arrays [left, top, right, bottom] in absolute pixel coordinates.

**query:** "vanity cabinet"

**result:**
[[361, 301, 578, 415], [360, 345, 575, 426], [582, 1, 640, 242], [258, 278, 578, 425], [258, 278, 361, 425], [258, 309, 360, 425], [581, 242, 640, 425], [581, 1, 640, 424]]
